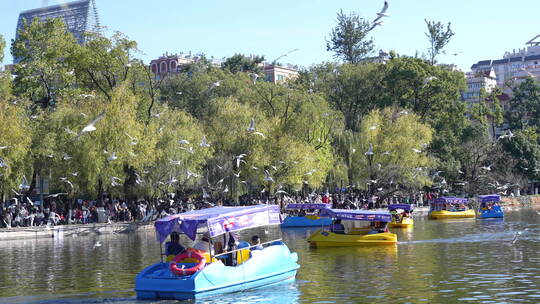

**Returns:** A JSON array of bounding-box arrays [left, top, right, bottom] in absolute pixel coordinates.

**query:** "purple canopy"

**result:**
[[284, 203, 331, 210], [431, 197, 468, 204], [478, 194, 501, 204], [387, 204, 413, 211], [154, 205, 281, 243], [319, 208, 392, 222]]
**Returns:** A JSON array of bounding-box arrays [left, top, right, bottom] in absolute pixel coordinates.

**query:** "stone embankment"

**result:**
[[0, 222, 153, 241], [501, 195, 540, 207]]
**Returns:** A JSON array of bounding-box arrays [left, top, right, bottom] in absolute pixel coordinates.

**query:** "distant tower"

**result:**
[[15, 0, 101, 51]]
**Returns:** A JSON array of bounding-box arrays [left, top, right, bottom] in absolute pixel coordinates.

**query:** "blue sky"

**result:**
[[1, 0, 539, 71]]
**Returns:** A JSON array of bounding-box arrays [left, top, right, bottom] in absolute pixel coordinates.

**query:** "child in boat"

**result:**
[[251, 235, 264, 250]]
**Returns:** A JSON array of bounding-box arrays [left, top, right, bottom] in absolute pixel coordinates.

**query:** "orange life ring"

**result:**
[[169, 250, 206, 276]]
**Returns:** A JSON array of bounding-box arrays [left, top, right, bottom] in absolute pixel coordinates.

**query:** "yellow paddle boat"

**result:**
[[428, 197, 475, 219], [307, 209, 397, 248], [388, 204, 414, 228]]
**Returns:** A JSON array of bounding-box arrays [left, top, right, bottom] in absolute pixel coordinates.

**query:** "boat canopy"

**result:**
[[154, 205, 281, 243], [431, 197, 468, 204], [284, 203, 331, 210], [319, 208, 392, 222], [387, 204, 413, 211], [478, 194, 501, 204]]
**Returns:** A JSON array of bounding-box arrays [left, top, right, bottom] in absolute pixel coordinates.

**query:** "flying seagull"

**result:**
[[247, 118, 256, 132], [249, 73, 259, 84], [373, 0, 389, 23], [365, 143, 374, 156], [263, 170, 274, 182], [200, 136, 211, 148], [77, 111, 106, 137]]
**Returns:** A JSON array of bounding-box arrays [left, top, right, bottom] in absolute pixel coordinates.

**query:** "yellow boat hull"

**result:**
[[307, 230, 397, 247], [429, 209, 475, 219], [389, 217, 414, 228]]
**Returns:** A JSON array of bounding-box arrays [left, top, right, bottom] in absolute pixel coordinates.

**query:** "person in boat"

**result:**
[[165, 232, 186, 259], [251, 235, 263, 250], [330, 219, 345, 234], [368, 221, 386, 234], [193, 233, 214, 255]]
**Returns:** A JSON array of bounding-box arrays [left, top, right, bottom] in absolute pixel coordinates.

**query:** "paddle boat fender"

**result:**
[[389, 217, 414, 228]]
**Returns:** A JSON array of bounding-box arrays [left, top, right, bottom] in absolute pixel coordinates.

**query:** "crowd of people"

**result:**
[[0, 190, 434, 229]]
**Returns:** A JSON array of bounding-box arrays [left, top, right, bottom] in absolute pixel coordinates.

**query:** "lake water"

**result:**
[[1, 208, 539, 303]]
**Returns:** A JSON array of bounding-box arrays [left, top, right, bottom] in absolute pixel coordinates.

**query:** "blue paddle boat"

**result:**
[[477, 194, 504, 219], [281, 203, 333, 227], [135, 205, 300, 300]]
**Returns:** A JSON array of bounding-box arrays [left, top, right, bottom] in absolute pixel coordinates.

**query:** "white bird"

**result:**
[[249, 73, 259, 84], [251, 166, 259, 170], [135, 173, 143, 185], [216, 178, 224, 185], [398, 110, 409, 115], [369, 125, 377, 130], [368, 20, 384, 31], [252, 131, 265, 138], [512, 231, 522, 244], [0, 146, 9, 150], [93, 241, 102, 249], [223, 185, 229, 193], [63, 153, 72, 161], [216, 164, 224, 170], [209, 80, 222, 90], [382, 151, 390, 155], [276, 189, 288, 195], [0, 158, 6, 168], [126, 133, 138, 145], [62, 179, 74, 189], [79, 94, 94, 99], [78, 111, 106, 136], [423, 76, 437, 86], [125, 63, 132, 68], [176, 91, 183, 95], [234, 154, 247, 169], [179, 139, 190, 145], [412, 148, 422, 153], [47, 193, 67, 198], [19, 176, 30, 191], [263, 170, 274, 182], [107, 152, 118, 161], [71, 172, 79, 177], [247, 118, 256, 132], [305, 169, 317, 175], [200, 136, 211, 148], [170, 160, 182, 165], [365, 143, 374, 156], [373, 0, 389, 22], [111, 177, 122, 187], [480, 165, 492, 171], [233, 171, 241, 178]]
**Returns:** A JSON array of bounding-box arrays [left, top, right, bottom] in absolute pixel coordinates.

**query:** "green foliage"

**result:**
[[0, 34, 5, 63], [221, 54, 264, 74], [424, 19, 455, 65], [507, 78, 540, 130], [326, 10, 374, 64], [470, 87, 504, 138]]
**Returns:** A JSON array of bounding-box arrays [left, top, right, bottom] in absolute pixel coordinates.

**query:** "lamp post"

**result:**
[[364, 143, 374, 208]]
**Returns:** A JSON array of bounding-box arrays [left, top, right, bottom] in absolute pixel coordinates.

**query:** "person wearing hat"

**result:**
[[165, 232, 186, 259]]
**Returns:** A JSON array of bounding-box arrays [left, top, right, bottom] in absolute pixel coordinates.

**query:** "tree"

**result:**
[[506, 78, 540, 130], [326, 10, 374, 64], [470, 87, 504, 139], [11, 18, 78, 107], [221, 54, 264, 74], [424, 19, 454, 65]]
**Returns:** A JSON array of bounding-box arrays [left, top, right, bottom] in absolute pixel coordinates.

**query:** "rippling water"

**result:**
[[1, 209, 540, 303]]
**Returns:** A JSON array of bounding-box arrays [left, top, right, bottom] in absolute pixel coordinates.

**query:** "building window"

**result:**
[[160, 62, 167, 73], [151, 63, 157, 74], [277, 74, 285, 81]]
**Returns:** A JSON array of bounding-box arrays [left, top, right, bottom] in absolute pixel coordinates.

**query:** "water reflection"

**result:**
[[0, 209, 539, 303]]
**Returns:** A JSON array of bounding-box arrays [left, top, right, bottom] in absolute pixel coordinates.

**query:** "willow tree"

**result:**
[[351, 108, 434, 195]]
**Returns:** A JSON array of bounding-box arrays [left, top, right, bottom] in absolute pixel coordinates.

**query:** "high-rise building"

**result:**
[[15, 0, 100, 47]]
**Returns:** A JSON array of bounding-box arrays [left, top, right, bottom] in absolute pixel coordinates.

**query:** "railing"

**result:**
[[213, 238, 282, 259]]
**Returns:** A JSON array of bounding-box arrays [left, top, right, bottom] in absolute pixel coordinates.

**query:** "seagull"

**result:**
[[234, 154, 247, 168], [382, 151, 390, 155], [93, 241, 102, 249], [223, 185, 229, 193], [170, 160, 182, 165], [276, 189, 288, 195], [512, 231, 521, 244], [46, 193, 67, 198], [423, 76, 437, 86], [107, 152, 118, 161], [216, 178, 224, 185], [251, 166, 259, 170], [247, 118, 256, 132], [365, 143, 374, 156], [63, 153, 72, 161], [263, 170, 274, 182], [368, 20, 384, 31], [305, 169, 317, 175], [126, 133, 138, 145], [176, 91, 183, 95], [62, 179, 74, 189], [19, 176, 30, 191], [0, 146, 9, 150], [111, 177, 122, 187], [179, 139, 190, 145], [200, 136, 211, 148], [249, 73, 259, 84], [252, 131, 265, 138], [78, 111, 106, 136], [209, 80, 222, 90], [64, 128, 77, 136], [71, 172, 79, 177], [79, 94, 94, 99], [480, 165, 492, 171], [233, 171, 241, 178], [536, 210, 540, 216], [369, 125, 377, 130], [0, 158, 8, 168], [520, 67, 535, 78], [412, 148, 422, 153], [135, 173, 143, 185], [373, 0, 389, 22]]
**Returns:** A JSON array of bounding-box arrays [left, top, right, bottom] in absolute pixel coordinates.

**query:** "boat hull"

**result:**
[[280, 215, 333, 227], [478, 206, 504, 218], [135, 244, 299, 300], [389, 217, 414, 228], [429, 209, 476, 219], [307, 229, 397, 247]]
